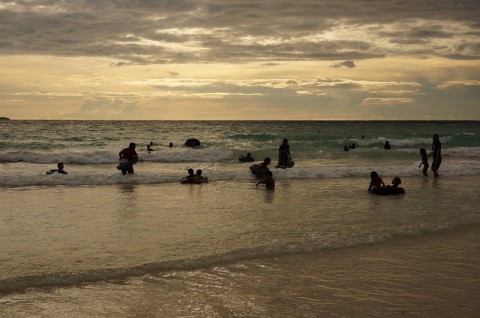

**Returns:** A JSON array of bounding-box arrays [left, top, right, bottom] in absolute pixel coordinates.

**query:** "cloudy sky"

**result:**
[[1, 0, 479, 120]]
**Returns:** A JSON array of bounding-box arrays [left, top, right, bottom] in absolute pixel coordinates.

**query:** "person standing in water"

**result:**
[[118, 142, 139, 175], [278, 138, 293, 167], [419, 148, 429, 176], [429, 134, 442, 177]]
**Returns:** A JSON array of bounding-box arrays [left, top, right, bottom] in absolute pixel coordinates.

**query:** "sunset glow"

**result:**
[[1, 0, 479, 120]]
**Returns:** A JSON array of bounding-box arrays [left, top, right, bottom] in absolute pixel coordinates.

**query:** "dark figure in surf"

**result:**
[[368, 171, 385, 192], [277, 138, 294, 168], [195, 169, 209, 183], [239, 152, 255, 162], [429, 134, 442, 177], [118, 142, 138, 175], [147, 141, 154, 152], [46, 162, 68, 175], [419, 148, 429, 176], [389, 177, 402, 188], [181, 168, 196, 184], [256, 170, 275, 190], [250, 157, 271, 178]]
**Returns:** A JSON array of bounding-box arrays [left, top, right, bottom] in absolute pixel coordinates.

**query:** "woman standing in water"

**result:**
[[278, 138, 293, 167], [429, 134, 442, 177]]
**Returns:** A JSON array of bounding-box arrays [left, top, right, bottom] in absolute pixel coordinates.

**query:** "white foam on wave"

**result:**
[[397, 147, 480, 158], [0, 148, 234, 164], [2, 159, 479, 187], [344, 135, 456, 148]]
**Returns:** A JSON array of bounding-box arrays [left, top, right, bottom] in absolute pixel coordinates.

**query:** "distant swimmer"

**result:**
[[169, 142, 173, 147], [195, 169, 209, 184], [181, 168, 196, 184], [239, 152, 255, 162], [344, 146, 349, 151], [384, 140, 391, 150], [185, 138, 201, 147], [147, 141, 154, 152], [46, 162, 68, 175], [256, 170, 275, 190], [118, 142, 139, 175], [372, 176, 405, 195], [419, 148, 429, 176]]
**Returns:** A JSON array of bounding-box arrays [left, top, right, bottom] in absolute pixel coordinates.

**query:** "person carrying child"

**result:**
[[118, 142, 139, 175]]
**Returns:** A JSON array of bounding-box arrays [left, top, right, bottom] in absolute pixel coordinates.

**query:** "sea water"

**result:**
[[0, 120, 479, 317], [1, 120, 480, 186]]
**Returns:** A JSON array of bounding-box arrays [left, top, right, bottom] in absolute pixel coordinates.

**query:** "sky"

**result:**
[[0, 0, 479, 120]]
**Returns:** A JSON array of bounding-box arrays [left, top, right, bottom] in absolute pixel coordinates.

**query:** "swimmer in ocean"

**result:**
[[46, 162, 68, 175]]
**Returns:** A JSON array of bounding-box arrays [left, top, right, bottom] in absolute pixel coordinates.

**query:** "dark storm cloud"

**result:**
[[0, 0, 479, 64]]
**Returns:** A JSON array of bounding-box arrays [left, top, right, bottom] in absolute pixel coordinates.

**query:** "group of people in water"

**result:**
[[367, 133, 443, 194], [367, 171, 405, 195], [181, 168, 209, 184], [46, 134, 443, 194], [245, 138, 296, 190]]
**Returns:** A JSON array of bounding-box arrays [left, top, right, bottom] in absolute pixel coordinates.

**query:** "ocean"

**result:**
[[1, 120, 479, 317]]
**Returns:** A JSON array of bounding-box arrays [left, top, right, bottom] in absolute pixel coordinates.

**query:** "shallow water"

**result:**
[[1, 120, 479, 317], [1, 177, 479, 293], [1, 178, 479, 317]]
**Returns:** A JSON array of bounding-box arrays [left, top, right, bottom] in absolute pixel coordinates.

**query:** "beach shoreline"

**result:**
[[1, 224, 479, 317]]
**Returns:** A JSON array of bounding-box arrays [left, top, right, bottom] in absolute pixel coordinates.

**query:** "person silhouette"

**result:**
[[118, 142, 138, 175], [46, 162, 68, 175], [429, 134, 442, 177]]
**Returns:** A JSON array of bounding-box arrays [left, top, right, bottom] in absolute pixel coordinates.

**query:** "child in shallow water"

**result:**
[[389, 177, 402, 187], [418, 148, 429, 176], [368, 171, 385, 192]]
